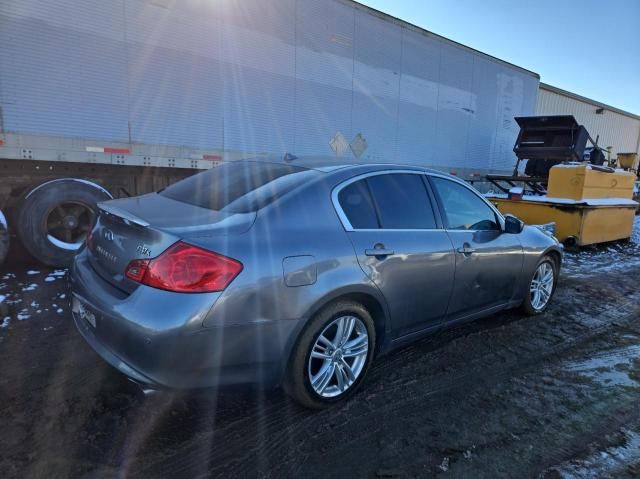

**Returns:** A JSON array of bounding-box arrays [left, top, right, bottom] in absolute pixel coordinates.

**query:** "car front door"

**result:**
[[429, 176, 523, 320], [335, 171, 456, 338]]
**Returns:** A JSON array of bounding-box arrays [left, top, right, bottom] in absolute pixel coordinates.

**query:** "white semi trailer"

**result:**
[[0, 0, 540, 266]]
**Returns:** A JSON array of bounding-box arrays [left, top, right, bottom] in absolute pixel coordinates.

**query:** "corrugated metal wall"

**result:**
[[537, 86, 640, 159], [0, 0, 540, 173]]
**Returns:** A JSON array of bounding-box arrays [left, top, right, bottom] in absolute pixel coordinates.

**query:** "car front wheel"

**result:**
[[285, 301, 375, 409], [522, 257, 557, 315]]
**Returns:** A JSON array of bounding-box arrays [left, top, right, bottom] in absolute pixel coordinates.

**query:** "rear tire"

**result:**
[[17, 179, 111, 267], [285, 300, 376, 409], [521, 256, 558, 315]]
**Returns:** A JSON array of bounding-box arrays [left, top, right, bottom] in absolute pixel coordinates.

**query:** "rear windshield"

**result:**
[[160, 161, 318, 213]]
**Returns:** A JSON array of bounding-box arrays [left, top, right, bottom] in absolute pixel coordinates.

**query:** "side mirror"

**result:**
[[504, 214, 524, 234]]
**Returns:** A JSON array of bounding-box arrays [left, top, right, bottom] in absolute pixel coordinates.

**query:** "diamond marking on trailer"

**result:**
[[350, 133, 368, 158], [329, 132, 349, 157]]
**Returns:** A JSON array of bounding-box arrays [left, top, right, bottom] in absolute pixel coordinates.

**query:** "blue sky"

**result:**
[[360, 0, 640, 115]]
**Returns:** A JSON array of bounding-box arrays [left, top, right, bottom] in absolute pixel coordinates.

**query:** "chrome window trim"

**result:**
[[331, 169, 442, 232]]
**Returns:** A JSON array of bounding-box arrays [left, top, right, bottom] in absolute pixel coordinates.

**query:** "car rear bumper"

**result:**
[[70, 250, 296, 389]]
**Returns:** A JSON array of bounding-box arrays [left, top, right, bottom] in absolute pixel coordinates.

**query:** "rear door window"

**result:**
[[161, 161, 317, 213], [338, 180, 379, 229], [367, 174, 437, 229], [337, 173, 437, 230]]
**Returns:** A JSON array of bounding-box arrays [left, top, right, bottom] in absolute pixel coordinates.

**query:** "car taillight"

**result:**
[[124, 259, 147, 282], [124, 241, 243, 293]]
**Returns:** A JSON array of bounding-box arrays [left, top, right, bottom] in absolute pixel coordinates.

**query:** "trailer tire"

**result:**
[[0, 210, 9, 266], [17, 179, 112, 267]]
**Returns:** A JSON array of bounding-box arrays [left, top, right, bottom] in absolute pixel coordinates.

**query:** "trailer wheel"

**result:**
[[0, 210, 9, 265], [17, 179, 112, 267]]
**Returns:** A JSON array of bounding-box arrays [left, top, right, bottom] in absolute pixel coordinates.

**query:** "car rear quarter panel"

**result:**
[[186, 174, 389, 376]]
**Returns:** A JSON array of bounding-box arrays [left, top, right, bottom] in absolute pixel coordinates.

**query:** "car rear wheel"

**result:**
[[285, 300, 375, 409], [522, 256, 557, 315]]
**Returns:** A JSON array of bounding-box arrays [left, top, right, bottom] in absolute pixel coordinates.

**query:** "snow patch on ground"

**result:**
[[563, 216, 640, 277], [43, 270, 67, 282], [564, 345, 640, 387], [0, 268, 71, 335], [548, 429, 640, 478]]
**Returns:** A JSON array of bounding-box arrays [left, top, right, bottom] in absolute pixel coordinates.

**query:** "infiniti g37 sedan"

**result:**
[[71, 159, 562, 408]]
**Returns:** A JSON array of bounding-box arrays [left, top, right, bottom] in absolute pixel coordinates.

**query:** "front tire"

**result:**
[[285, 301, 376, 409], [522, 256, 558, 315]]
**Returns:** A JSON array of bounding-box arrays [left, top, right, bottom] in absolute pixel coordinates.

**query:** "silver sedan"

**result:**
[[71, 159, 562, 408]]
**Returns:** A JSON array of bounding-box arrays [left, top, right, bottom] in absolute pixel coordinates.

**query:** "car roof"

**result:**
[[240, 154, 445, 176]]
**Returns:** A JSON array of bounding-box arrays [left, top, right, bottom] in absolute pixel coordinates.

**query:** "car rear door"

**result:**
[[428, 176, 523, 319], [335, 171, 456, 338]]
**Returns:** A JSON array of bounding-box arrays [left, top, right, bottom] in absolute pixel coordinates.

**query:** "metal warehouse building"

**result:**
[[536, 83, 640, 168]]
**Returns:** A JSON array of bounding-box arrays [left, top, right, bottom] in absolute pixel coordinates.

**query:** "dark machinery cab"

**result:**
[[486, 115, 608, 195]]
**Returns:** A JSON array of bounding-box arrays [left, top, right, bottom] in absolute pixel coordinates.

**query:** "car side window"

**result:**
[[431, 177, 500, 231], [338, 180, 379, 229], [366, 174, 437, 229]]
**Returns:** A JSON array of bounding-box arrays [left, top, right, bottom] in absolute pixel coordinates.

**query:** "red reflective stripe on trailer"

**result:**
[[449, 171, 457, 176], [0, 139, 4, 145], [202, 154, 222, 161], [87, 146, 129, 154], [104, 147, 130, 154]]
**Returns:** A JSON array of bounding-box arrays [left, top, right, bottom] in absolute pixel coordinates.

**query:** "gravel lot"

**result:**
[[1, 218, 640, 478]]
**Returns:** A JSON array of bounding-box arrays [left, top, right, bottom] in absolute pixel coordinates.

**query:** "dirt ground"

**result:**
[[1, 218, 640, 478]]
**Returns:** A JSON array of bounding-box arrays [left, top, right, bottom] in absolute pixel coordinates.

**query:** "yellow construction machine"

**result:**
[[485, 116, 638, 246]]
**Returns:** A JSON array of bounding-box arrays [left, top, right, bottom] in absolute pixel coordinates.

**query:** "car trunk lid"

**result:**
[[87, 194, 255, 293]]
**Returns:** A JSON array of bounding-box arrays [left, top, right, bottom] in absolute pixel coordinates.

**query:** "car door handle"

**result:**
[[365, 248, 395, 257], [457, 245, 477, 255]]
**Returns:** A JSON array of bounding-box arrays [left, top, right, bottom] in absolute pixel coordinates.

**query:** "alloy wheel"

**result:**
[[307, 315, 369, 398], [530, 261, 554, 311]]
